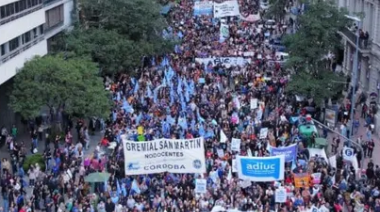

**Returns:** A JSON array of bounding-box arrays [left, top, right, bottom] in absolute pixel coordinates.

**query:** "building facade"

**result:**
[[0, 0, 74, 127], [336, 0, 380, 132]]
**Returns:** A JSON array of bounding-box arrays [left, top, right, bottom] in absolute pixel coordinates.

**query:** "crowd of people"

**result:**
[[0, 0, 379, 212]]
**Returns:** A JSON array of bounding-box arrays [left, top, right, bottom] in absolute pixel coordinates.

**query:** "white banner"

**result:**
[[195, 179, 207, 193], [195, 57, 251, 68], [123, 138, 206, 175], [194, 1, 213, 16], [275, 188, 287, 203], [231, 138, 241, 152], [213, 0, 240, 18]]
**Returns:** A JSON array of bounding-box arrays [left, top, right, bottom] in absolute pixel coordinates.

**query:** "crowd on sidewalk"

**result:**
[[0, 0, 379, 212]]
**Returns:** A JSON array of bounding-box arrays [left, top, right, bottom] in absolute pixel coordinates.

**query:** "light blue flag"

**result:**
[[153, 84, 165, 103], [121, 184, 127, 197], [178, 117, 188, 130], [134, 81, 139, 94], [177, 77, 183, 94], [146, 85, 153, 98], [112, 112, 117, 122], [131, 179, 141, 194], [166, 115, 175, 126], [170, 86, 175, 106], [136, 112, 143, 125], [122, 99, 133, 113], [204, 128, 215, 139], [198, 123, 205, 136], [179, 93, 186, 112], [185, 88, 190, 102], [116, 179, 121, 195], [196, 108, 205, 123], [191, 119, 196, 132]]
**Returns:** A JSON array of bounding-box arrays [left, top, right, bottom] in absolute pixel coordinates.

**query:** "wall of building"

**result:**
[[0, 9, 45, 45]]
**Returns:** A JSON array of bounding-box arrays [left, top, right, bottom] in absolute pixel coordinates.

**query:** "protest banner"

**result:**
[[237, 155, 285, 182], [193, 0, 213, 16], [217, 149, 224, 158], [123, 138, 206, 175], [270, 144, 298, 162], [213, 0, 240, 18], [275, 188, 287, 203], [195, 57, 251, 67], [195, 179, 207, 193], [231, 138, 241, 152], [294, 173, 310, 188]]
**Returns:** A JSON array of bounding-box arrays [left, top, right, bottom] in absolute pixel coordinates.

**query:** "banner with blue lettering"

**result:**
[[123, 137, 206, 175], [193, 1, 213, 16], [270, 144, 298, 162], [237, 155, 285, 182]]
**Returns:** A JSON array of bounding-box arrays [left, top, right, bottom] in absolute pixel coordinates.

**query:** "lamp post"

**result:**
[[345, 15, 361, 147]]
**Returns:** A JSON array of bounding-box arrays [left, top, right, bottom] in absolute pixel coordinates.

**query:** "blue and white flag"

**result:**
[[131, 179, 141, 194], [146, 85, 153, 98]]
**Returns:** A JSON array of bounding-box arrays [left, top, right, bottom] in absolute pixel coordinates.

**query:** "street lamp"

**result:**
[[345, 15, 361, 146]]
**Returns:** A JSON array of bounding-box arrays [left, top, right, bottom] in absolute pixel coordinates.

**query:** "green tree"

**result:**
[[284, 0, 348, 72], [9, 55, 111, 120], [66, 0, 174, 74], [284, 0, 348, 103], [265, 0, 287, 21]]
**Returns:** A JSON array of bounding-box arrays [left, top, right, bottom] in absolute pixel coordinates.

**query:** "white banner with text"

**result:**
[[123, 138, 206, 175]]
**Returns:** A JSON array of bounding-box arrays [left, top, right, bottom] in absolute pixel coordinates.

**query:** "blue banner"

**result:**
[[270, 144, 298, 162], [237, 155, 285, 182], [193, 1, 213, 16]]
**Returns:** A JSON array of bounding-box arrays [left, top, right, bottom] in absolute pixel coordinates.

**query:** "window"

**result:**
[[0, 44, 6, 56], [39, 25, 44, 34], [15, 2, 20, 13], [5, 4, 15, 17], [22, 31, 31, 44], [19, 0, 27, 11], [32, 27, 37, 38], [45, 5, 64, 28], [0, 6, 6, 19], [9, 37, 19, 51]]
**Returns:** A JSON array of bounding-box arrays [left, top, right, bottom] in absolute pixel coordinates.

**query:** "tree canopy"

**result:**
[[282, 0, 349, 103], [65, 0, 174, 74], [9, 55, 111, 119]]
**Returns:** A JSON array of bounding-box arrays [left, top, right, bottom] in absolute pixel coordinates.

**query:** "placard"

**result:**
[[231, 138, 241, 152], [259, 128, 268, 139], [250, 98, 258, 109], [195, 179, 207, 194], [275, 188, 287, 203], [193, 0, 213, 16], [195, 57, 251, 68]]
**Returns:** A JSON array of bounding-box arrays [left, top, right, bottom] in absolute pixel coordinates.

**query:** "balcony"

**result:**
[[338, 27, 372, 55], [0, 35, 45, 66], [44, 0, 64, 7], [0, 4, 43, 27]]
